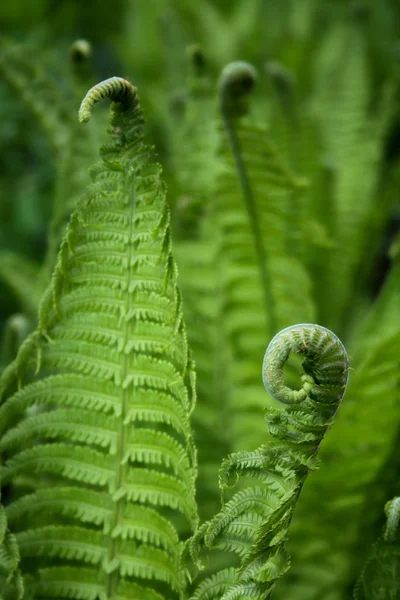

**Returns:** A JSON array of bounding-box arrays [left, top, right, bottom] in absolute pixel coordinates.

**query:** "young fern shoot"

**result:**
[[187, 324, 349, 600], [0, 77, 198, 600]]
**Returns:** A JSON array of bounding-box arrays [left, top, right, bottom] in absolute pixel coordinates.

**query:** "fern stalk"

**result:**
[[219, 62, 277, 334]]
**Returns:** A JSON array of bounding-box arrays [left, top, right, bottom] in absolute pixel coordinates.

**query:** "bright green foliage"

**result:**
[[0, 77, 198, 599], [186, 324, 348, 600], [1, 2, 400, 599]]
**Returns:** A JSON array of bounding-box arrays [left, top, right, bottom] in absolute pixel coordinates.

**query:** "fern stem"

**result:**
[[218, 62, 277, 334]]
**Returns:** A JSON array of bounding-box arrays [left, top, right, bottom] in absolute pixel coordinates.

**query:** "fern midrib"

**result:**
[[222, 117, 277, 335], [106, 170, 136, 597]]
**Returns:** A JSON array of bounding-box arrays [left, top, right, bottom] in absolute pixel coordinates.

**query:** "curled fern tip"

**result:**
[[262, 323, 349, 405], [219, 61, 257, 118], [78, 76, 138, 123]]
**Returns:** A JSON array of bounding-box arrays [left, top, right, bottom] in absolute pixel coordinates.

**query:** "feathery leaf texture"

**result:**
[[0, 76, 198, 599], [187, 324, 349, 600]]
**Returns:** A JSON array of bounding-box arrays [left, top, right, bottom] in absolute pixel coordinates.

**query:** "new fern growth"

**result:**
[[0, 77, 198, 600], [187, 324, 349, 600]]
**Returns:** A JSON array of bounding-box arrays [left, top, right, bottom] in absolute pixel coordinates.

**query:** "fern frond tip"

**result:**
[[78, 76, 139, 123], [219, 61, 257, 118], [70, 39, 92, 65], [262, 324, 349, 406]]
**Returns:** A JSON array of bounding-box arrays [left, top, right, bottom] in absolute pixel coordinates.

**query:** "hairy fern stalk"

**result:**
[[0, 77, 198, 600]]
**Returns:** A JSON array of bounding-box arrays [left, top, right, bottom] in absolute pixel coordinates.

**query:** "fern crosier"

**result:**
[[187, 324, 348, 600], [0, 77, 198, 600]]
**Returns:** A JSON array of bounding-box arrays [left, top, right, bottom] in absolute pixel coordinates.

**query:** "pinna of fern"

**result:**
[[0, 76, 198, 600], [186, 323, 349, 600]]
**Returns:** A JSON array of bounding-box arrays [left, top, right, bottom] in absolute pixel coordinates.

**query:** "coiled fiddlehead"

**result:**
[[78, 76, 139, 123], [187, 324, 348, 600], [263, 323, 349, 406]]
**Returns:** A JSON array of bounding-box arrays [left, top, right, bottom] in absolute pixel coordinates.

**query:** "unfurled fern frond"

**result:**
[[187, 324, 349, 600], [354, 497, 400, 599], [311, 18, 399, 333], [214, 62, 315, 450], [264, 60, 335, 275], [0, 77, 198, 599]]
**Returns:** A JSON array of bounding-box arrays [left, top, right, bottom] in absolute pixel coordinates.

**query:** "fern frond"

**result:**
[[310, 19, 398, 331], [0, 76, 198, 599], [188, 324, 348, 600], [279, 255, 400, 599], [212, 62, 315, 451]]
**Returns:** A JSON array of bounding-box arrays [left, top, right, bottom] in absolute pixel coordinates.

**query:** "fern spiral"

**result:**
[[78, 76, 138, 123], [0, 76, 198, 600], [262, 323, 349, 407], [187, 324, 348, 600]]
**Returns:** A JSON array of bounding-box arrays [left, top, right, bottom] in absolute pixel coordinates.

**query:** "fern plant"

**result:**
[[1, 2, 400, 598], [0, 71, 352, 599], [0, 77, 199, 600]]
